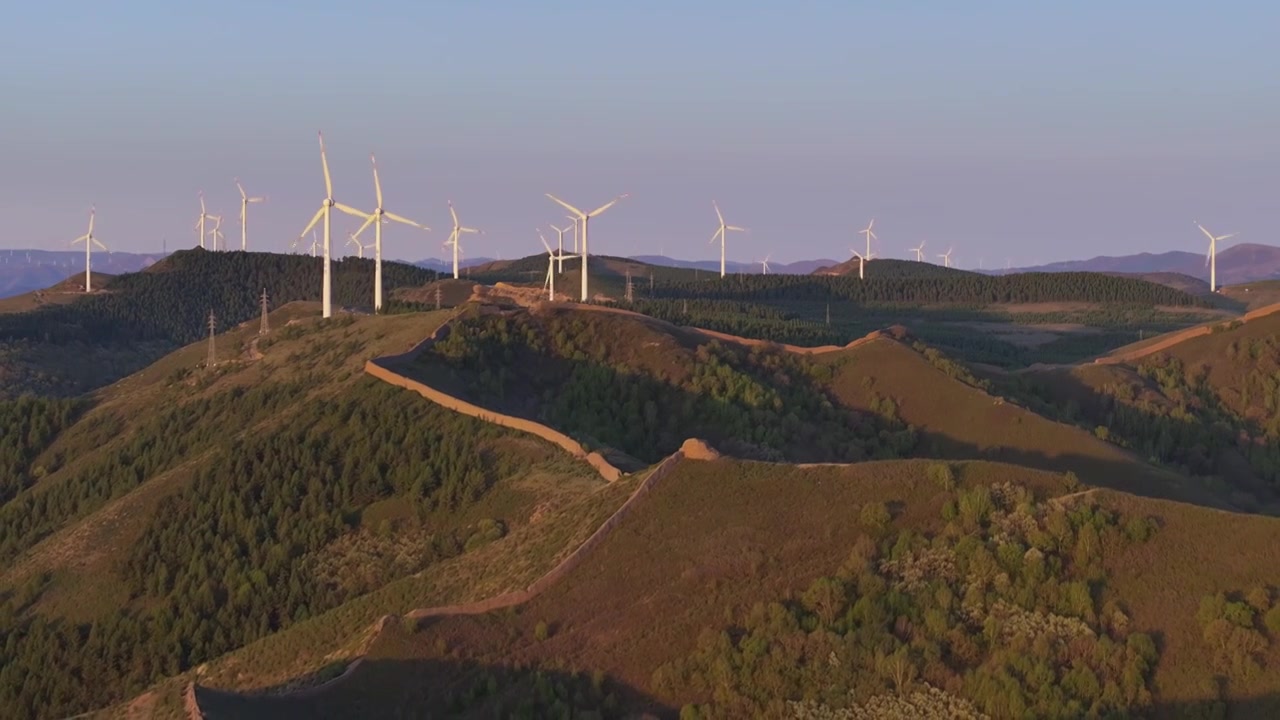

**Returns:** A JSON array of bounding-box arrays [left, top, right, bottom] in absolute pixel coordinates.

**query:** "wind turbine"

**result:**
[[538, 229, 578, 301], [71, 206, 106, 292], [194, 192, 217, 249], [1196, 221, 1237, 293], [444, 201, 480, 280], [297, 132, 367, 319], [938, 247, 954, 268], [848, 249, 871, 280], [209, 215, 225, 251], [346, 231, 370, 259], [235, 178, 266, 251], [859, 219, 877, 261], [911, 241, 927, 262], [709, 201, 747, 278], [567, 215, 580, 253], [347, 154, 427, 312], [549, 222, 573, 272], [759, 253, 772, 275], [546, 193, 628, 302]]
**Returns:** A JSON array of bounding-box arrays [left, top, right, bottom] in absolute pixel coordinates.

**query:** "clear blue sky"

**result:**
[[3, 0, 1278, 267]]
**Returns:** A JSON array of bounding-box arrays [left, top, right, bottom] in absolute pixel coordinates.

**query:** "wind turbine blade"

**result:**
[[588, 193, 628, 217], [352, 214, 377, 239], [546, 193, 585, 217], [200, 193, 206, 214], [710, 228, 722, 244], [236, 178, 246, 200], [1196, 223, 1216, 243], [538, 230, 552, 254], [461, 227, 480, 234], [249, 196, 266, 203], [1219, 232, 1238, 241], [72, 234, 88, 245], [727, 225, 747, 232], [333, 202, 369, 219], [448, 201, 460, 227], [93, 238, 108, 251], [714, 200, 724, 225], [299, 206, 325, 239], [384, 211, 423, 229], [87, 206, 96, 235], [318, 132, 333, 198], [370, 154, 384, 208]]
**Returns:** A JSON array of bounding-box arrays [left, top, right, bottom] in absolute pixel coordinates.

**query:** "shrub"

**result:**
[[860, 502, 891, 531], [928, 463, 956, 491], [535, 620, 550, 642], [1264, 605, 1280, 636]]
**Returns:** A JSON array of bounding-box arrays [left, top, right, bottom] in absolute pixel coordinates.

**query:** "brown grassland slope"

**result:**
[[195, 457, 1280, 719], [0, 272, 115, 314]]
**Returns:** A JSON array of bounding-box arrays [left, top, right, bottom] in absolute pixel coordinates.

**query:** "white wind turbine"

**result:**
[[235, 178, 266, 251], [444, 201, 480, 280], [539, 229, 578, 301], [759, 253, 772, 274], [1195, 221, 1237, 293], [567, 215, 580, 253], [297, 132, 367, 319], [911, 241, 927, 261], [549, 222, 573, 272], [346, 231, 371, 259], [938, 247, 954, 268], [546, 193, 628, 302], [709, 201, 747, 278], [859, 219, 877, 261], [347, 155, 427, 312], [194, 192, 217, 249], [70, 205, 107, 292], [209, 215, 226, 251]]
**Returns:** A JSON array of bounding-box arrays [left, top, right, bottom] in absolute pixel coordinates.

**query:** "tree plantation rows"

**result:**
[[419, 309, 918, 464], [648, 272, 1208, 308], [659, 470, 1165, 719], [0, 379, 540, 719]]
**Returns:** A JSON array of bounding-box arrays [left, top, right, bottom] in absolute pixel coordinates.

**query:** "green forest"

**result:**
[[417, 308, 918, 464], [646, 271, 1208, 307], [0, 396, 83, 505], [0, 379, 544, 719], [655, 469, 1168, 719]]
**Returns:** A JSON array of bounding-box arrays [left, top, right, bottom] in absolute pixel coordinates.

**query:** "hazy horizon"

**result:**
[[3, 1, 1278, 268]]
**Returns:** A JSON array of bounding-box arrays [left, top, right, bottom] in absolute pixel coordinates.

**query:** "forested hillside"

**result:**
[[0, 377, 589, 719], [0, 249, 438, 397], [650, 271, 1209, 307], [410, 306, 918, 464]]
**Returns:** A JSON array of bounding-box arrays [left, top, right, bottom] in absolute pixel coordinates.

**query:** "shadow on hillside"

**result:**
[[998, 367, 1280, 515], [193, 657, 674, 719]]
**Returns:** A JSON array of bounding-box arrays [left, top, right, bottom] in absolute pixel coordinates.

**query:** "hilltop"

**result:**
[[193, 456, 1280, 718], [0, 249, 439, 398]]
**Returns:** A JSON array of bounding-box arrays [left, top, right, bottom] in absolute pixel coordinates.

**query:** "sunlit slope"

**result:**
[[196, 457, 1280, 718]]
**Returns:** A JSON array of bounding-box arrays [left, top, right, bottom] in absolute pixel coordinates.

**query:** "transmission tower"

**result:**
[[649, 271, 654, 295], [259, 288, 270, 335], [206, 310, 217, 369], [435, 284, 442, 310], [826, 303, 831, 326], [625, 270, 634, 303]]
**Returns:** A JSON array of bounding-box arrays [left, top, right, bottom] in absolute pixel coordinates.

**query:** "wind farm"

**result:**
[[4, 5, 1280, 720]]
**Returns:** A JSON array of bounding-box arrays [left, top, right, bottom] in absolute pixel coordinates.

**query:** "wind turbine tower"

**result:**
[[938, 248, 954, 268], [708, 201, 747, 278], [1196, 221, 1237, 293], [346, 232, 369, 259], [70, 205, 106, 292], [298, 132, 366, 319], [348, 155, 428, 312], [235, 179, 266, 251], [848, 249, 870, 280], [209, 215, 225, 251], [538, 229, 577, 302], [550, 222, 573, 272], [759, 254, 772, 274], [445, 201, 480, 280], [546, 193, 627, 302], [911, 241, 926, 261]]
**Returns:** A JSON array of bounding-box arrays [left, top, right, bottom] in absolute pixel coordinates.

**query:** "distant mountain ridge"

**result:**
[[1010, 243, 1280, 286]]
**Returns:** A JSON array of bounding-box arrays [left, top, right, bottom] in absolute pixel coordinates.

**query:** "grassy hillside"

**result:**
[[1006, 311, 1280, 512], [0, 306, 610, 720], [0, 249, 439, 398], [197, 457, 1280, 718], [405, 305, 918, 466]]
